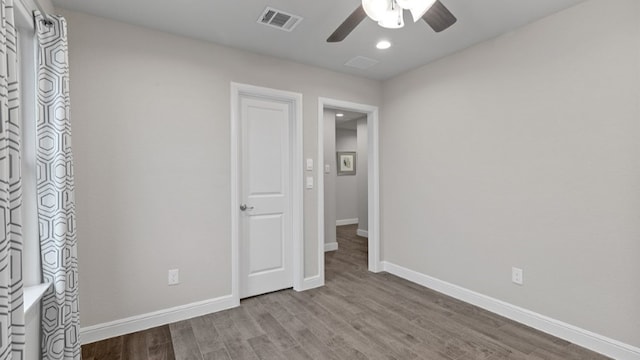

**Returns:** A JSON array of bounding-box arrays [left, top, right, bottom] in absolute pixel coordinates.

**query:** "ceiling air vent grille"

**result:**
[[258, 7, 303, 32], [344, 56, 379, 70]]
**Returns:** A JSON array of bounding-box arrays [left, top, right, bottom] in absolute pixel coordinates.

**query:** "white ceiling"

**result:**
[[332, 109, 366, 130], [334, 110, 366, 122], [51, 0, 587, 80]]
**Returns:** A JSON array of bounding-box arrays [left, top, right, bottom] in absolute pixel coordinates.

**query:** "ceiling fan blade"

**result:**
[[327, 5, 367, 43], [422, 0, 457, 33]]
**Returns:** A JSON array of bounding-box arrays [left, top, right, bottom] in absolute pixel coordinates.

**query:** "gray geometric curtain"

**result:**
[[0, 0, 25, 359], [35, 12, 80, 360]]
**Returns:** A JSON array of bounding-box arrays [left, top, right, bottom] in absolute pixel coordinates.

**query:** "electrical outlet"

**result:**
[[512, 267, 523, 285], [168, 269, 180, 286]]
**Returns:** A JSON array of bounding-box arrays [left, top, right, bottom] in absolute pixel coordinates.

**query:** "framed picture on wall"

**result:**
[[337, 152, 356, 176]]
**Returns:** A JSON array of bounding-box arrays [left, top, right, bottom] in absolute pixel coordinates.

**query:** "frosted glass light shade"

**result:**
[[377, 5, 404, 29], [362, 0, 390, 21], [395, 0, 419, 8]]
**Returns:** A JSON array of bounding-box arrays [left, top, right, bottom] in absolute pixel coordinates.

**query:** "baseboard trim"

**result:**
[[300, 274, 323, 291], [381, 261, 640, 360], [80, 294, 238, 345], [356, 229, 368, 238], [336, 218, 358, 226], [324, 242, 338, 252]]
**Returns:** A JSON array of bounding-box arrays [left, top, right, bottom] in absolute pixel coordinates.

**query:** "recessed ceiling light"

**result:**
[[336, 113, 344, 117], [376, 40, 391, 50]]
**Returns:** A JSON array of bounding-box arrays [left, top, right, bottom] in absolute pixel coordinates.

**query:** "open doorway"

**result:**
[[317, 98, 380, 284], [323, 109, 368, 252]]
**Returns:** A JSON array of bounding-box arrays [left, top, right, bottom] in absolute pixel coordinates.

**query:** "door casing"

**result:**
[[231, 83, 303, 305], [317, 97, 381, 286]]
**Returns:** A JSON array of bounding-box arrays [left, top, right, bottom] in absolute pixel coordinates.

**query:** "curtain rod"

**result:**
[[33, 0, 54, 26]]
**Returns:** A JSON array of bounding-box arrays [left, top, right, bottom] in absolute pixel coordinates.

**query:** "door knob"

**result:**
[[240, 204, 255, 211]]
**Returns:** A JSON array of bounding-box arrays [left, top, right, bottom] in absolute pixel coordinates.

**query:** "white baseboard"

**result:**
[[357, 229, 368, 238], [324, 242, 338, 252], [336, 218, 358, 226], [300, 274, 323, 291], [381, 261, 640, 360], [80, 294, 238, 345]]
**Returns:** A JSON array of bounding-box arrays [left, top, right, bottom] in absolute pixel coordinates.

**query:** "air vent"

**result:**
[[258, 7, 303, 32], [344, 56, 379, 70]]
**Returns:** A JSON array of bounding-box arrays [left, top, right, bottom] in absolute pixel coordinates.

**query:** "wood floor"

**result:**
[[82, 225, 610, 359]]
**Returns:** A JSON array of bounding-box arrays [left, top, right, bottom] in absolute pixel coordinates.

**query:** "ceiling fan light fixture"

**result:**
[[377, 4, 404, 29], [327, 0, 456, 43], [362, 0, 389, 22], [407, 0, 437, 22], [394, 0, 419, 9]]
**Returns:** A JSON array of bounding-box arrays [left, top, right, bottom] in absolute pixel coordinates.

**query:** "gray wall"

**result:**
[[63, 9, 382, 327], [335, 128, 358, 221], [61, 0, 638, 348], [381, 0, 640, 347]]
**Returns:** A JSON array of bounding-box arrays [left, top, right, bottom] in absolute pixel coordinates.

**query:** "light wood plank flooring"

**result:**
[[82, 225, 610, 359]]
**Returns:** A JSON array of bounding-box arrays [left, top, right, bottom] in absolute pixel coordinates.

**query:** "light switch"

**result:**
[[306, 176, 314, 189], [306, 158, 313, 171], [324, 164, 330, 174]]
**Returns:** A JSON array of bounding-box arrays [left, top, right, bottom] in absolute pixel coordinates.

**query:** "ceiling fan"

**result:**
[[327, 0, 457, 43]]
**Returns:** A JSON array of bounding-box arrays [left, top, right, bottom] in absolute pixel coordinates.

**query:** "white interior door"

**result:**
[[239, 95, 293, 298]]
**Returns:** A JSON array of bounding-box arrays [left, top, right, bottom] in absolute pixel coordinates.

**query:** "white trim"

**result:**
[[230, 83, 304, 302], [316, 101, 326, 288], [80, 294, 237, 345], [381, 261, 640, 360], [230, 84, 240, 303], [336, 218, 358, 226], [356, 229, 368, 238], [24, 283, 51, 316], [15, 0, 35, 32], [324, 242, 338, 252], [291, 90, 304, 292], [15, 0, 55, 18], [301, 275, 324, 291], [368, 107, 381, 273], [318, 98, 381, 276]]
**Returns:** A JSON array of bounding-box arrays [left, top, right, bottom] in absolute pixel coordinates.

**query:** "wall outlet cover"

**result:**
[[512, 267, 523, 285], [168, 269, 180, 285]]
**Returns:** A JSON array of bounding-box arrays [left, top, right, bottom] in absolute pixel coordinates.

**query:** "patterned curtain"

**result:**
[[0, 0, 25, 359], [35, 13, 80, 360]]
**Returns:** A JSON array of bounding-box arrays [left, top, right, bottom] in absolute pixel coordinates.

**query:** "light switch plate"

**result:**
[[324, 164, 330, 174], [306, 158, 313, 171], [306, 176, 314, 189]]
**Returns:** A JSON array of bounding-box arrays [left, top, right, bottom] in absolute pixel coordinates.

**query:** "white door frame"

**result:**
[[317, 97, 381, 278], [230, 83, 304, 305]]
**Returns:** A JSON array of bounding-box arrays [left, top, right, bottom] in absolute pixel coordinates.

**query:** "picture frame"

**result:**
[[337, 151, 356, 176]]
